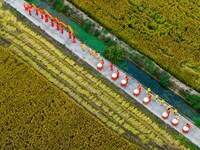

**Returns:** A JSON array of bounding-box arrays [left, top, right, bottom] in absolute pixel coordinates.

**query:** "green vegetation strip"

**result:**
[[66, 0, 200, 92], [0, 2, 198, 149]]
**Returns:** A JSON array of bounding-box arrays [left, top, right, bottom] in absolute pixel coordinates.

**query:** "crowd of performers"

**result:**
[[24, 3, 191, 134], [97, 60, 191, 133], [24, 3, 74, 41]]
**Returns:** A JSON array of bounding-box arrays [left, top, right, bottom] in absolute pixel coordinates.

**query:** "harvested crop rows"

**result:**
[[68, 0, 200, 91], [0, 2, 191, 149], [0, 45, 143, 149]]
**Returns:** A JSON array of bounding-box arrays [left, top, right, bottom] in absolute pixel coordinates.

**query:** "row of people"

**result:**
[[26, 3, 191, 134], [98, 60, 113, 71], [69, 22, 193, 134], [162, 109, 191, 133], [50, 22, 76, 43], [99, 60, 182, 126], [163, 111, 191, 133], [98, 61, 189, 132], [90, 48, 101, 59], [68, 32, 76, 43], [81, 42, 101, 59], [24, 4, 78, 44], [94, 48, 190, 133], [97, 60, 180, 118]]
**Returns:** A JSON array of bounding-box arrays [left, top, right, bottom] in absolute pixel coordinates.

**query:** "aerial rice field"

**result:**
[[0, 45, 142, 149], [0, 1, 199, 149]]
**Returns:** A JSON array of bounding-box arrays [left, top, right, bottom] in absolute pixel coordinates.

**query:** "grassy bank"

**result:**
[[66, 0, 200, 92]]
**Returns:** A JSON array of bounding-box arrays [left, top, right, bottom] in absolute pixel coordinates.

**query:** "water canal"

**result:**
[[31, 0, 200, 122]]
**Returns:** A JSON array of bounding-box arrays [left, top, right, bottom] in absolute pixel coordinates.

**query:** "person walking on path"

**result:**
[[174, 109, 178, 115], [160, 99, 165, 106], [51, 19, 54, 27], [68, 31, 72, 39], [45, 15, 48, 22], [36, 9, 39, 16], [110, 63, 113, 71], [137, 85, 142, 92], [100, 59, 104, 67], [125, 76, 129, 84], [61, 27, 64, 34], [167, 109, 171, 115], [96, 53, 100, 59], [81, 42, 85, 51], [175, 115, 179, 120], [92, 50, 96, 56], [89, 48, 92, 55], [116, 70, 120, 78], [147, 88, 151, 94], [73, 36, 76, 43], [148, 94, 152, 101], [167, 105, 173, 110], [56, 22, 60, 30], [155, 94, 159, 102], [60, 26, 64, 34], [40, 12, 44, 19], [23, 3, 28, 11], [28, 8, 32, 16], [186, 123, 191, 129], [89, 48, 95, 56]]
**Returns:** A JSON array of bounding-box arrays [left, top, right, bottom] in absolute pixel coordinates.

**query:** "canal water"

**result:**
[[32, 0, 200, 122]]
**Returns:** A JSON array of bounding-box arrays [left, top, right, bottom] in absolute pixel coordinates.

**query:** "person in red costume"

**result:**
[[110, 63, 113, 71], [116, 70, 120, 78], [100, 59, 104, 67], [36, 9, 39, 15], [51, 20, 54, 27], [68, 32, 72, 39], [137, 85, 141, 92], [186, 123, 191, 129], [56, 23, 60, 30], [61, 27, 64, 34], [45, 15, 48, 22], [23, 3, 28, 11], [73, 36, 76, 43], [40, 12, 44, 19], [28, 8, 32, 16], [125, 76, 129, 83], [148, 94, 152, 101], [166, 109, 171, 115]]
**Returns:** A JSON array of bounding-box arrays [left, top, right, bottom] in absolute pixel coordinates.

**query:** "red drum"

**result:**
[[172, 119, 179, 126], [97, 63, 103, 71], [143, 97, 149, 105], [121, 79, 127, 87], [112, 73, 117, 80], [162, 112, 169, 119], [133, 89, 140, 96], [182, 126, 189, 133]]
